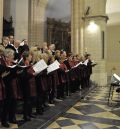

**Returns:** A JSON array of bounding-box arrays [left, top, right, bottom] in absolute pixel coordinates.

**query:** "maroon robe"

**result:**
[[40, 70, 48, 91], [29, 77, 36, 97], [0, 56, 6, 101], [0, 78, 5, 101], [59, 62, 67, 84], [47, 70, 60, 90]]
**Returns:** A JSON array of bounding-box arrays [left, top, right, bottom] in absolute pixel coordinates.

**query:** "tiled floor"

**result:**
[[1, 86, 120, 129], [0, 124, 18, 129], [46, 87, 120, 129]]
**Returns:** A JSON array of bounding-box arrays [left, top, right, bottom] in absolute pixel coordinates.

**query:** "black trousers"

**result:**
[[49, 85, 55, 103], [18, 75, 32, 119], [22, 85, 32, 118], [35, 76, 45, 113], [0, 101, 2, 120], [1, 77, 16, 123], [1, 98, 16, 123], [80, 77, 86, 89], [57, 83, 65, 99], [86, 75, 91, 88]]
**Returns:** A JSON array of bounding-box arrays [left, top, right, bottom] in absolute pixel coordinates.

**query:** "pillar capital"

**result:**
[[82, 15, 109, 23]]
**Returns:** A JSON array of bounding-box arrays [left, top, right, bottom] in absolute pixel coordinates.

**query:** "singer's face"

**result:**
[[6, 56, 14, 63], [88, 55, 91, 59], [9, 36, 14, 42], [28, 54, 32, 62], [68, 56, 72, 61]]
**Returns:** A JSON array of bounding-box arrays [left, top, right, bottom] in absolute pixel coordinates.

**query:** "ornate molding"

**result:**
[[82, 15, 109, 22]]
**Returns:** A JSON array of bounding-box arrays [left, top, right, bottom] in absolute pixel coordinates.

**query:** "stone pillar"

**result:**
[[14, 0, 29, 40], [0, 0, 3, 43], [84, 0, 107, 86], [28, 0, 47, 46], [5, 0, 29, 40], [71, 0, 84, 55], [3, 0, 11, 20], [72, 0, 108, 86]]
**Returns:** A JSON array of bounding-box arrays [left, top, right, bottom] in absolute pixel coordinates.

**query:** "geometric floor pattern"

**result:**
[[46, 86, 120, 129]]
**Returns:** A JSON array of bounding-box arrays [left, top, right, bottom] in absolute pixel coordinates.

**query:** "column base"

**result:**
[[91, 72, 107, 86]]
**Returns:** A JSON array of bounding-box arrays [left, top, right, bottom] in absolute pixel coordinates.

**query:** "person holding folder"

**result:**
[[1, 49, 17, 128], [18, 51, 34, 121]]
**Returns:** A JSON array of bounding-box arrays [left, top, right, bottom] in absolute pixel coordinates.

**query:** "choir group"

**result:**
[[0, 35, 96, 128]]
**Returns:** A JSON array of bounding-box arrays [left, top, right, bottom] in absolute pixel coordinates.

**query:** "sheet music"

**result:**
[[7, 65, 17, 68], [113, 73, 120, 82], [47, 60, 60, 74], [20, 41, 24, 46], [83, 59, 88, 66], [33, 59, 48, 75], [13, 59, 18, 64], [65, 70, 69, 73], [54, 60, 60, 66], [18, 65, 29, 68], [17, 58, 23, 64], [75, 62, 83, 67], [92, 62, 97, 65], [91, 60, 97, 66], [2, 71, 10, 78]]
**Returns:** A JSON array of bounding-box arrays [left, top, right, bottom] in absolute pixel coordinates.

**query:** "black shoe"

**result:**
[[43, 104, 49, 108], [23, 116, 31, 121], [29, 114, 36, 118], [36, 109, 43, 115], [9, 119, 17, 124], [1, 122, 10, 128], [49, 100, 54, 104]]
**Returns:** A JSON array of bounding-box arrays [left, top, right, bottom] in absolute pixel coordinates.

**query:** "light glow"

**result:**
[[87, 21, 98, 33]]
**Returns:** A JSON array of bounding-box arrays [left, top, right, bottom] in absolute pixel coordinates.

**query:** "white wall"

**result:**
[[84, 0, 107, 86], [106, 25, 120, 78]]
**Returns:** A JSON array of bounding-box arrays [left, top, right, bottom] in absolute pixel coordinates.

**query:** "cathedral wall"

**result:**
[[84, 0, 107, 86], [106, 25, 120, 82], [3, 0, 29, 40], [14, 0, 29, 40]]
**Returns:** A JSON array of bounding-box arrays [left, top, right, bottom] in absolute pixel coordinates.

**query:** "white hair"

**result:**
[[4, 48, 14, 58]]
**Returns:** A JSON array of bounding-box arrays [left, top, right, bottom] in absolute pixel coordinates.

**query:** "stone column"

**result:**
[[84, 0, 107, 86], [6, 0, 29, 40], [71, 0, 84, 55], [14, 0, 29, 40], [28, 0, 47, 46], [0, 0, 3, 43], [72, 0, 108, 86], [3, 0, 11, 21]]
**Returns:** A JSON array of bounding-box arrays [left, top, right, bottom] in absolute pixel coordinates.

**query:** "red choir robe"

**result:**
[[69, 60, 76, 81], [0, 55, 6, 101], [0, 77, 5, 101], [59, 62, 67, 84]]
